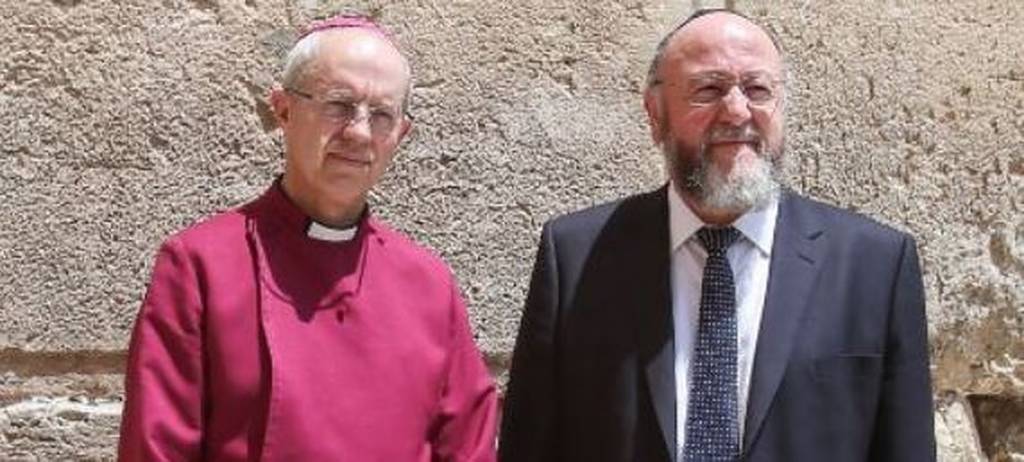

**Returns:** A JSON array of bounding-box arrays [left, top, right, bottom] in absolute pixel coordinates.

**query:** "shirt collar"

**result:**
[[667, 182, 779, 256], [306, 220, 358, 242], [254, 178, 369, 243]]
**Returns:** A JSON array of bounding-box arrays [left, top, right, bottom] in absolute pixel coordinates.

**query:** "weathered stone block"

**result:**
[[935, 393, 987, 461], [0, 398, 120, 461], [971, 394, 1024, 461]]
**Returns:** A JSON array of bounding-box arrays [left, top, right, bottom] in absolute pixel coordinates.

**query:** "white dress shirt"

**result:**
[[668, 184, 779, 458]]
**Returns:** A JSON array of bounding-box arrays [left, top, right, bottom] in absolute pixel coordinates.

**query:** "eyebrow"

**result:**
[[688, 71, 777, 81], [318, 88, 358, 99], [684, 71, 778, 84], [317, 89, 400, 107]]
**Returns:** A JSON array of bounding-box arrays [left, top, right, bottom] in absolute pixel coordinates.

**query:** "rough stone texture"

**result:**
[[0, 0, 1021, 459], [935, 393, 987, 461], [971, 395, 1024, 461], [0, 398, 120, 461], [0, 374, 123, 460], [0, 373, 123, 406]]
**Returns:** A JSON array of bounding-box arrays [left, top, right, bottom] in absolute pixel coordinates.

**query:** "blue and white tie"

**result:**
[[684, 226, 741, 462]]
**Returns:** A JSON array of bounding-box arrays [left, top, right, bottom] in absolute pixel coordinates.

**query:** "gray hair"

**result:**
[[281, 31, 323, 90], [280, 28, 415, 115]]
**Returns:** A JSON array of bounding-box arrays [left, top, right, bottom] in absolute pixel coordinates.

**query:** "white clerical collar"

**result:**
[[667, 182, 779, 256], [306, 221, 358, 242]]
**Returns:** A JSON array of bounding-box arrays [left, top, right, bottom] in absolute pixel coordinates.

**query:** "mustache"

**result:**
[[706, 125, 762, 144]]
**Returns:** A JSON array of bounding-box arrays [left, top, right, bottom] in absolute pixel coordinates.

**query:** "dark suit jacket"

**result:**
[[499, 186, 935, 462]]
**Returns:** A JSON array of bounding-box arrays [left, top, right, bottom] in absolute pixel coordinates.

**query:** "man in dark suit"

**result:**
[[500, 9, 935, 462]]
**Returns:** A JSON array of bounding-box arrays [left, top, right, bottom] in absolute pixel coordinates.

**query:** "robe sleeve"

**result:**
[[430, 280, 499, 462], [118, 237, 205, 462]]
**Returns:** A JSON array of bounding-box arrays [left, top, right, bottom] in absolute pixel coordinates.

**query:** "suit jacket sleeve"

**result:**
[[870, 236, 936, 461], [432, 279, 500, 462], [118, 237, 205, 462], [499, 222, 560, 462]]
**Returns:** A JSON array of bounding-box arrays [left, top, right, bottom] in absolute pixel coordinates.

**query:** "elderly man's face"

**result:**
[[645, 13, 785, 216], [272, 29, 410, 225]]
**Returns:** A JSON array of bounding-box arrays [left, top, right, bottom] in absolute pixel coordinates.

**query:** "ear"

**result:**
[[269, 88, 291, 127], [395, 116, 413, 144], [643, 89, 664, 146]]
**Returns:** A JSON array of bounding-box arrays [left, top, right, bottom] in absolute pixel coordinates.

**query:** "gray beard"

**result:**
[[665, 135, 785, 214]]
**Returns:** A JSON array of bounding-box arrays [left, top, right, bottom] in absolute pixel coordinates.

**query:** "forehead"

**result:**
[[662, 13, 781, 78], [304, 29, 410, 98]]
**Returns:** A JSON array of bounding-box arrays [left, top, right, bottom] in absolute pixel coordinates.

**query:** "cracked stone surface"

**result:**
[[0, 398, 121, 461], [934, 393, 987, 462], [971, 395, 1024, 461]]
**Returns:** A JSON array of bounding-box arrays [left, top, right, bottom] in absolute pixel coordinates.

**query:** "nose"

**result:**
[[716, 86, 752, 126], [340, 109, 373, 142]]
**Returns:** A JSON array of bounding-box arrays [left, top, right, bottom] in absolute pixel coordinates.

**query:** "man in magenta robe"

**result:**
[[118, 15, 498, 461]]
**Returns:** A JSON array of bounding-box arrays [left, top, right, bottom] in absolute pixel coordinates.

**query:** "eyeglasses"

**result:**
[[654, 73, 784, 110], [286, 88, 405, 135]]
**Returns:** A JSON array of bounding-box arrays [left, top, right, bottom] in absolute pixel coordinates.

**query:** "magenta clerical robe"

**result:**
[[118, 183, 498, 461]]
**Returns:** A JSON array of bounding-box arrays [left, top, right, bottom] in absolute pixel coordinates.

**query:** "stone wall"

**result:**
[[1, 0, 1021, 459]]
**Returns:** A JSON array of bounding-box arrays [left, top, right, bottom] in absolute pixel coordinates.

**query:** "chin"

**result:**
[[730, 147, 763, 171]]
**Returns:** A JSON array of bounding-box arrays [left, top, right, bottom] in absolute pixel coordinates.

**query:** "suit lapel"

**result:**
[[741, 192, 826, 454], [627, 185, 676, 462], [641, 301, 676, 462]]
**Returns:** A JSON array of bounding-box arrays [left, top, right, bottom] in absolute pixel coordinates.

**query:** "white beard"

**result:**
[[664, 126, 785, 214]]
